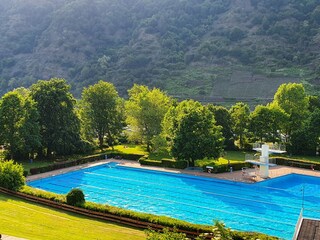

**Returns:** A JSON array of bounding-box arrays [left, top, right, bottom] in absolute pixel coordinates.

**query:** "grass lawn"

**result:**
[[107, 144, 148, 155], [20, 159, 54, 173], [0, 193, 145, 240]]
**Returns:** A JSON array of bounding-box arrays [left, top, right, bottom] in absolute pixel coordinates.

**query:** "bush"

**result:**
[[0, 160, 25, 191], [21, 186, 65, 203], [272, 157, 320, 170], [161, 159, 188, 169], [139, 159, 162, 167], [107, 152, 144, 161], [30, 154, 106, 175], [66, 188, 85, 206], [145, 228, 187, 240]]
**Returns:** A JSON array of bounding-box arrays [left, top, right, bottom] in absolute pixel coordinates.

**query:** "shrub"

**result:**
[[145, 228, 187, 240], [21, 186, 65, 203], [0, 160, 25, 191], [139, 159, 162, 167], [161, 159, 188, 169], [66, 188, 85, 206]]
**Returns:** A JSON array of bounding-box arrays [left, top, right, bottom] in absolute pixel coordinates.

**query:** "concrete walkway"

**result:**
[[27, 158, 320, 183]]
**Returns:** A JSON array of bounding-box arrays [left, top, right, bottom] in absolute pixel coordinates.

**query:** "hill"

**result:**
[[0, 0, 320, 104]]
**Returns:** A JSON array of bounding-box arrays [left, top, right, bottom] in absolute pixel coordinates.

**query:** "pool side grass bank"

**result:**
[[0, 186, 278, 240]]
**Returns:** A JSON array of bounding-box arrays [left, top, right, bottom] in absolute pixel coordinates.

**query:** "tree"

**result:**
[[80, 81, 125, 150], [30, 78, 83, 157], [207, 104, 234, 149], [229, 102, 250, 149], [290, 109, 320, 155], [249, 104, 287, 143], [0, 160, 25, 191], [0, 89, 40, 159], [163, 100, 224, 167], [272, 83, 309, 141], [126, 84, 172, 152]]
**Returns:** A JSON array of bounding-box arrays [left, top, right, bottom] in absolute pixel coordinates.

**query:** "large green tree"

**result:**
[[290, 108, 320, 155], [30, 78, 83, 157], [249, 104, 287, 143], [80, 81, 124, 149], [0, 89, 40, 160], [272, 83, 309, 141], [207, 104, 234, 149], [229, 102, 250, 149], [163, 100, 224, 167], [126, 84, 172, 152]]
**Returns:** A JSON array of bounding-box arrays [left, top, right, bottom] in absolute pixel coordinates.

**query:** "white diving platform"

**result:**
[[246, 144, 286, 179], [245, 160, 277, 167]]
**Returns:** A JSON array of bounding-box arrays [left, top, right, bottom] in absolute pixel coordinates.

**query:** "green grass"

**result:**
[[0, 192, 144, 240], [19, 159, 54, 173], [148, 149, 172, 161], [107, 144, 148, 155]]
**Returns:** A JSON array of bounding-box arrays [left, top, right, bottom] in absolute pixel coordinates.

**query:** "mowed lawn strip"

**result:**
[[0, 193, 145, 240]]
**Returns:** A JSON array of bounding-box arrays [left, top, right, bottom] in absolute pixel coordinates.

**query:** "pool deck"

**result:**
[[26, 159, 320, 183]]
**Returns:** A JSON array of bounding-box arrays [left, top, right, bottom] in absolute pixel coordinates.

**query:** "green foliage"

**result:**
[[139, 158, 188, 169], [80, 81, 125, 149], [0, 0, 319, 101], [0, 160, 25, 191], [145, 228, 187, 240], [0, 89, 41, 160], [207, 105, 235, 150], [21, 185, 66, 203], [271, 83, 309, 140], [30, 78, 84, 157], [289, 109, 320, 155], [126, 85, 172, 152], [66, 188, 85, 206], [229, 103, 250, 149], [29, 154, 106, 175], [249, 104, 287, 143], [163, 100, 224, 167]]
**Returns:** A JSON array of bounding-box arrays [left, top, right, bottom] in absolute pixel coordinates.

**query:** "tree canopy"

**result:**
[[126, 84, 172, 152], [229, 102, 250, 149], [163, 100, 224, 166], [0, 89, 40, 159], [30, 78, 83, 157], [80, 80, 124, 149]]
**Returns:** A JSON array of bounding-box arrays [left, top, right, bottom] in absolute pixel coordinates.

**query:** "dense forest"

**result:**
[[0, 0, 320, 103]]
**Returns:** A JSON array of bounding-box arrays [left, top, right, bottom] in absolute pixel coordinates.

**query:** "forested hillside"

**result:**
[[0, 0, 320, 103]]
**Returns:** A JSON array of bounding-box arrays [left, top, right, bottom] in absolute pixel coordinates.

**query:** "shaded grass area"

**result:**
[[0, 192, 145, 240]]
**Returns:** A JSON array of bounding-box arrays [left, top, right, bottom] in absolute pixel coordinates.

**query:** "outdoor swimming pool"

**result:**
[[28, 163, 320, 239]]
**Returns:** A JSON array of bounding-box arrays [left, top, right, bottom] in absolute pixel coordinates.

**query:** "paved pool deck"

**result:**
[[26, 159, 320, 183]]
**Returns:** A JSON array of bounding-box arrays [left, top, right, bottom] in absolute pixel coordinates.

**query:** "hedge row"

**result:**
[[139, 158, 188, 169], [139, 159, 162, 167], [273, 157, 320, 170], [208, 162, 251, 173], [29, 152, 144, 175], [20, 186, 210, 233], [161, 159, 188, 169], [107, 152, 144, 161], [29, 154, 105, 175]]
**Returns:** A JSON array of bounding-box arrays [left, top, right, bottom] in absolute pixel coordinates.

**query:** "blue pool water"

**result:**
[[28, 163, 320, 239]]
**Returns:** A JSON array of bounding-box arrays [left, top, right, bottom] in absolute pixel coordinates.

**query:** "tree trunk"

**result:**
[[147, 142, 151, 152], [98, 135, 104, 150]]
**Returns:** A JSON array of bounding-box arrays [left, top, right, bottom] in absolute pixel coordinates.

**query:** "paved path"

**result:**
[[27, 159, 320, 183]]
